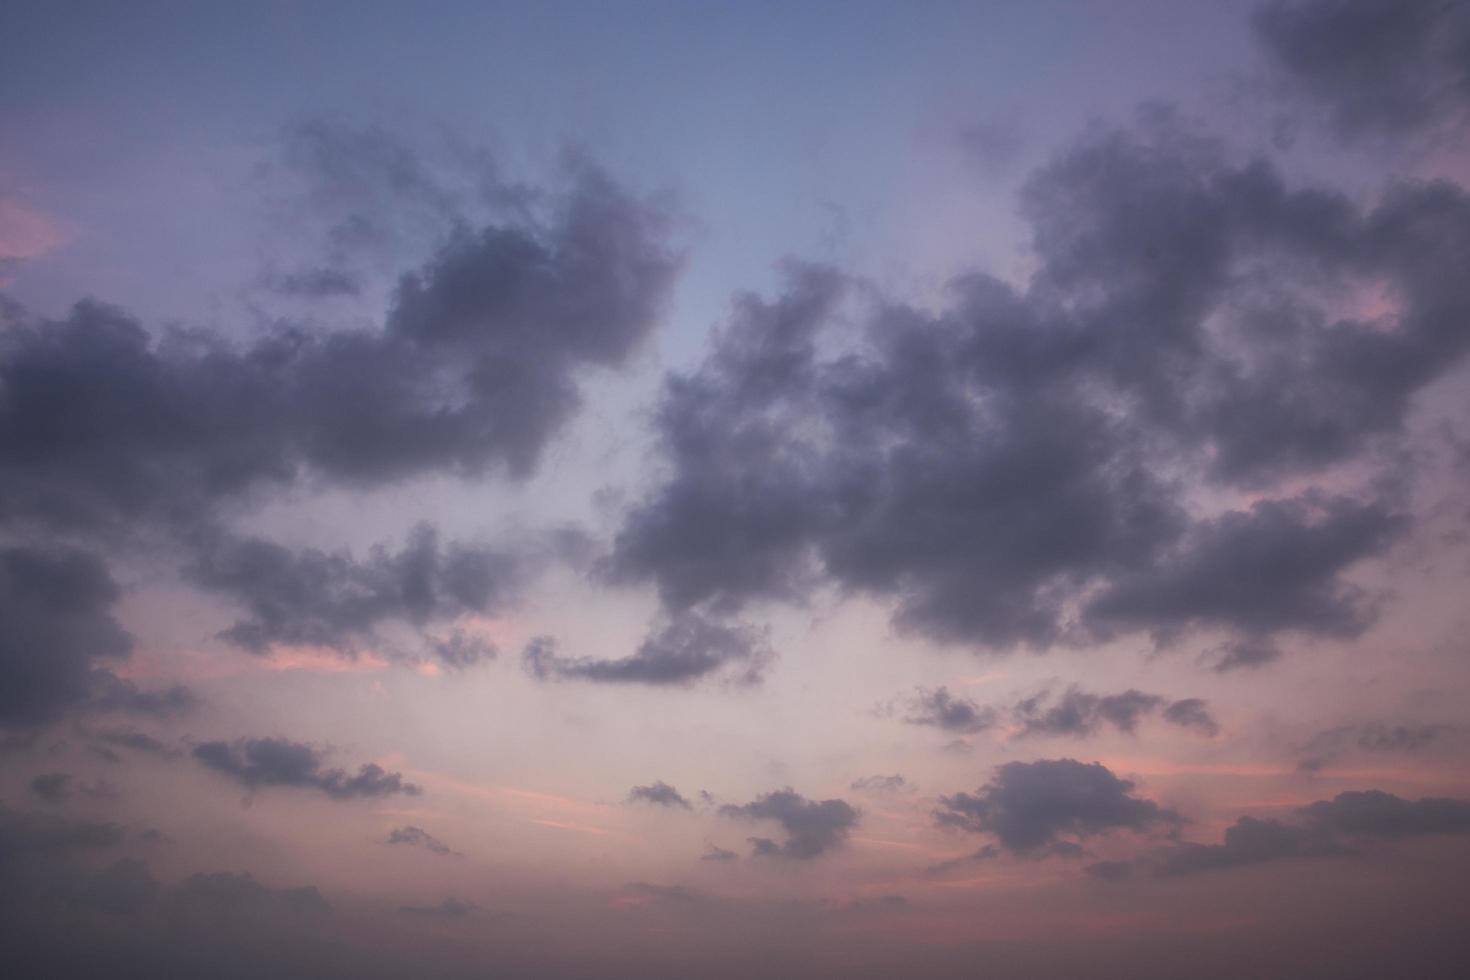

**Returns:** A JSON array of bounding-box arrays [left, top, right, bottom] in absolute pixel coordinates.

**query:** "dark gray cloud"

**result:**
[[1161, 698, 1221, 736], [1099, 789, 1470, 878], [1302, 789, 1470, 839], [719, 789, 860, 859], [1013, 689, 1161, 737], [904, 687, 995, 734], [605, 113, 1470, 662], [385, 826, 457, 856], [0, 803, 145, 918], [1153, 816, 1345, 876], [603, 262, 844, 615], [0, 155, 677, 535], [1297, 721, 1456, 772], [428, 629, 498, 669], [627, 781, 692, 809], [935, 759, 1180, 855], [29, 772, 72, 804], [1012, 688, 1218, 738], [523, 613, 772, 686], [186, 523, 518, 658], [1084, 495, 1403, 651], [192, 737, 421, 800], [0, 546, 132, 728], [1254, 0, 1470, 140]]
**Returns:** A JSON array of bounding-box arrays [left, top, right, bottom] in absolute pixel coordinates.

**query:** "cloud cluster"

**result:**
[[0, 161, 677, 537], [935, 759, 1180, 855], [1012, 688, 1219, 738], [719, 789, 860, 859], [192, 737, 420, 800], [902, 686, 1218, 739], [0, 139, 680, 725], [187, 523, 518, 659], [1097, 789, 1470, 878], [605, 109, 1470, 666]]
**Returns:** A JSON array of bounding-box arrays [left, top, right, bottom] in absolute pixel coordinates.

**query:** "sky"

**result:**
[[2, 1, 1470, 977]]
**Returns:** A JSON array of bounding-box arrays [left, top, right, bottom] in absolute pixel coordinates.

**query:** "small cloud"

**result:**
[[627, 781, 692, 809], [192, 737, 420, 801], [903, 687, 995, 734], [720, 788, 860, 860], [385, 825, 458, 856], [849, 774, 908, 795], [700, 843, 738, 862]]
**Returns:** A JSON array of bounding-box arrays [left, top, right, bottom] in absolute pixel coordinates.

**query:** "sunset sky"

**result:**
[[3, 1, 1470, 977]]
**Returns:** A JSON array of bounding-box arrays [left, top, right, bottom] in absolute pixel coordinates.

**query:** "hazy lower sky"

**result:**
[[3, 2, 1470, 977]]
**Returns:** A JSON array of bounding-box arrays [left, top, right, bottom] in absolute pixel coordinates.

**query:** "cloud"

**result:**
[[1160, 698, 1221, 736], [396, 897, 481, 919], [0, 803, 154, 917], [29, 773, 73, 804], [935, 759, 1180, 855], [267, 266, 361, 299], [523, 613, 772, 686], [1084, 495, 1403, 647], [719, 789, 860, 859], [1096, 789, 1470, 878], [1297, 721, 1456, 772], [1152, 816, 1345, 876], [82, 727, 181, 761], [904, 687, 996, 734], [0, 155, 678, 538], [85, 671, 197, 719], [1011, 688, 1218, 738], [192, 737, 420, 800], [627, 781, 693, 809], [0, 546, 132, 728], [0, 804, 124, 853], [603, 261, 845, 615], [849, 774, 908, 795], [428, 629, 498, 669], [1253, 0, 1470, 140], [603, 111, 1470, 662], [1012, 689, 1161, 737], [186, 523, 519, 658], [385, 826, 457, 856], [700, 844, 738, 862], [1302, 789, 1470, 839]]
